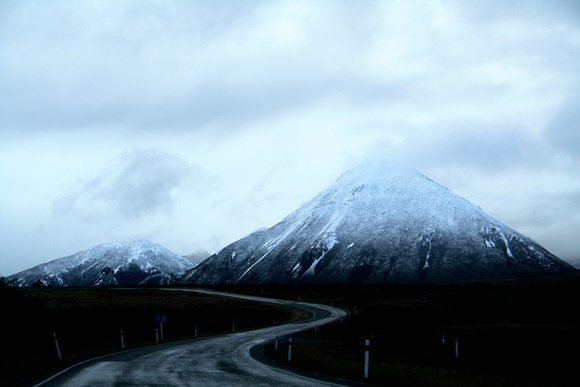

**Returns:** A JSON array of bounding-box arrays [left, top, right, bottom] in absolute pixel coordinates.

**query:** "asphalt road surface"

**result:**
[[35, 289, 350, 386]]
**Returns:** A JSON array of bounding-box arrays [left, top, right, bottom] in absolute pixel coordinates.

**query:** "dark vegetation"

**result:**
[[1, 272, 579, 386], [227, 273, 580, 387]]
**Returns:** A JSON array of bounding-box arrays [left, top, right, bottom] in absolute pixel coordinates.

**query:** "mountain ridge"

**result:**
[[7, 240, 194, 287]]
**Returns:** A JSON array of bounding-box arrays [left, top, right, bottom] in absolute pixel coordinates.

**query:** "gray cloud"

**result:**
[[413, 124, 545, 172], [545, 91, 580, 156], [54, 149, 192, 223], [2, 0, 576, 135]]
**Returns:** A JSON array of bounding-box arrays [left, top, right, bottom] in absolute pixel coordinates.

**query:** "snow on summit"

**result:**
[[184, 161, 574, 285], [7, 240, 194, 287]]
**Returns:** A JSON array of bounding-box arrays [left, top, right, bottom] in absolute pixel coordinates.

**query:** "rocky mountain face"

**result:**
[[7, 240, 194, 287], [184, 162, 575, 285]]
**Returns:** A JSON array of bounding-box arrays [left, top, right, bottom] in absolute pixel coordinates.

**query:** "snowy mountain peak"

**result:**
[[184, 162, 574, 285], [7, 240, 194, 287]]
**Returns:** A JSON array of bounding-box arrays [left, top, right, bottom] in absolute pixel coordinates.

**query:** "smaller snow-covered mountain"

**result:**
[[567, 258, 580, 270], [183, 249, 211, 266], [7, 240, 194, 287]]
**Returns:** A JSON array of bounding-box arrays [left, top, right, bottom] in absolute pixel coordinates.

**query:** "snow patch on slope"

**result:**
[[301, 235, 338, 278]]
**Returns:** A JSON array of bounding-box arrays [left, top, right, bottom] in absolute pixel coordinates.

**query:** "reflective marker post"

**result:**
[[154, 315, 168, 341], [120, 330, 125, 349], [288, 338, 292, 361], [364, 339, 370, 378], [53, 333, 61, 360]]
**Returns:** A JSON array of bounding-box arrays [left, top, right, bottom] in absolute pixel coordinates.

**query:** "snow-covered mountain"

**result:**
[[183, 249, 211, 266], [7, 240, 194, 287], [183, 162, 575, 285]]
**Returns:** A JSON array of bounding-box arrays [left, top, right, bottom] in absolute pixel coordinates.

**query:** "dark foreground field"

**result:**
[[2, 273, 579, 387], [250, 274, 580, 387]]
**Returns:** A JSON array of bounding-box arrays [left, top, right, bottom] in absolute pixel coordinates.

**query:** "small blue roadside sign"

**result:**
[[154, 315, 168, 323]]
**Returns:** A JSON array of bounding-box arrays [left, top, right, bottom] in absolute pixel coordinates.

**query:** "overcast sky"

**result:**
[[1, 0, 579, 276]]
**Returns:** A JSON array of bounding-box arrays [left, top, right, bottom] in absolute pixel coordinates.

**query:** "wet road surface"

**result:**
[[35, 289, 349, 386]]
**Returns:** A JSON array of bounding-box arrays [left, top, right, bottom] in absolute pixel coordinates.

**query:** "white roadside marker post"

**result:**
[[455, 337, 459, 359], [275, 336, 278, 350], [442, 333, 445, 345], [154, 315, 167, 341], [364, 339, 370, 378], [195, 326, 198, 338], [120, 330, 125, 349], [288, 338, 292, 361], [233, 323, 235, 332], [156, 329, 159, 343], [53, 333, 62, 360]]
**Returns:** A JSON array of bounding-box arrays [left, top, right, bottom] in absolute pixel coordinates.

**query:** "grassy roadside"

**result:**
[[0, 287, 307, 386], [252, 278, 580, 387]]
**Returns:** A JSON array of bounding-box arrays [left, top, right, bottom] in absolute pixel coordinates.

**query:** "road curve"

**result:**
[[35, 288, 349, 386]]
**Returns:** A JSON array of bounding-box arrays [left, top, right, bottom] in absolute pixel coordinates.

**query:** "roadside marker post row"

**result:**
[[361, 336, 460, 379], [51, 328, 134, 359], [49, 310, 273, 360], [269, 337, 291, 360]]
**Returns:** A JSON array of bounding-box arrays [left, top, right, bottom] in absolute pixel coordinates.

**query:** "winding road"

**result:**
[[35, 289, 350, 386]]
